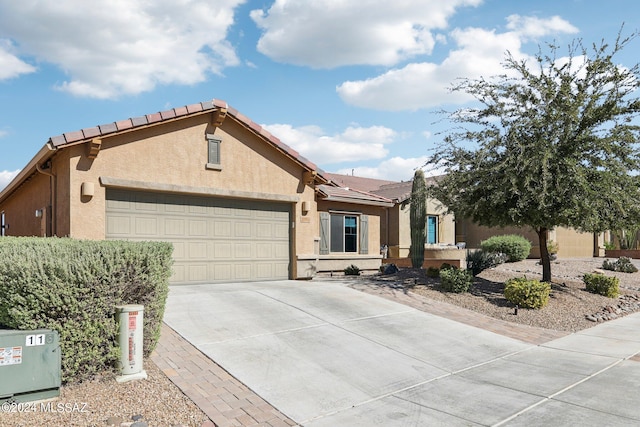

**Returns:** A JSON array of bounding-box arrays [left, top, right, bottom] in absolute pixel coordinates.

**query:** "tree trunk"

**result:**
[[537, 227, 551, 282]]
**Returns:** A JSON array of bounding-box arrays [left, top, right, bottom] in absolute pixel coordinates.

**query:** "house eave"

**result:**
[[0, 143, 56, 205]]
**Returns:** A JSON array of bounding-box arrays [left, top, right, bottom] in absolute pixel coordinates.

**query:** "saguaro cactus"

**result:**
[[410, 169, 427, 268]]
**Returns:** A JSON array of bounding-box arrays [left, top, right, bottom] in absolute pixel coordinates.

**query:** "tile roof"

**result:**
[[47, 98, 327, 181], [371, 175, 443, 202], [325, 173, 397, 193], [316, 184, 394, 207]]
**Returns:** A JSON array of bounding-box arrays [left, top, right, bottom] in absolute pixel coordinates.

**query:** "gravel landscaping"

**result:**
[[375, 257, 640, 332], [0, 361, 209, 427]]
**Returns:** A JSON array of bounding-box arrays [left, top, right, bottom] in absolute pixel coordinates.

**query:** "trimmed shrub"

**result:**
[[426, 266, 440, 278], [602, 257, 638, 273], [481, 235, 532, 262], [439, 267, 472, 293], [344, 264, 361, 276], [584, 273, 619, 298], [466, 249, 507, 276], [0, 237, 173, 384], [504, 277, 551, 309], [440, 262, 455, 271]]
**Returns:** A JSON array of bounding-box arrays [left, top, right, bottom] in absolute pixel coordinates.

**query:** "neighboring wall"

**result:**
[[0, 156, 71, 238], [458, 220, 597, 258]]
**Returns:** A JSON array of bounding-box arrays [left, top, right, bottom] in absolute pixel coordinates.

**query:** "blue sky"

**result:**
[[1, 0, 639, 190]]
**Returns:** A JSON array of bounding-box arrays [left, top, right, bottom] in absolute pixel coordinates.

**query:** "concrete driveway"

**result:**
[[164, 279, 640, 426]]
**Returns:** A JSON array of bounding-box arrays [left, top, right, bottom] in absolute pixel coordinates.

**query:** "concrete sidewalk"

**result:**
[[161, 279, 640, 426]]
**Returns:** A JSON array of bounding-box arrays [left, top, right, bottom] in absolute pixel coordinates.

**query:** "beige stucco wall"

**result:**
[[0, 153, 71, 238], [0, 172, 51, 237], [298, 200, 384, 274], [458, 220, 596, 258], [388, 198, 456, 258], [554, 227, 597, 257]]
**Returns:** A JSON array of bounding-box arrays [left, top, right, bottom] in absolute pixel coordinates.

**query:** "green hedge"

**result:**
[[584, 273, 619, 298], [481, 235, 532, 262], [504, 277, 550, 309], [0, 237, 173, 383], [439, 267, 473, 293]]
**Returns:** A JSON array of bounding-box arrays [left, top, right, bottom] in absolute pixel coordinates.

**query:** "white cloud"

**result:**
[[0, 0, 245, 98], [506, 15, 578, 39], [0, 169, 20, 191], [337, 16, 578, 110], [334, 156, 434, 182], [0, 40, 35, 80], [262, 123, 396, 165], [251, 0, 482, 68]]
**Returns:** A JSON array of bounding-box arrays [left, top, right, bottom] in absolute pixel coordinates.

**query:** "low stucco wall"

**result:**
[[604, 250, 640, 259], [296, 255, 383, 277], [384, 257, 465, 269]]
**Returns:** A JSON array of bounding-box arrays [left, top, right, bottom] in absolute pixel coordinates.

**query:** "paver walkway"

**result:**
[[151, 323, 297, 427]]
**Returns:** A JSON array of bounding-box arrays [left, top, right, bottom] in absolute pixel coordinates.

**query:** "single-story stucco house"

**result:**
[[328, 173, 604, 259], [0, 99, 392, 284], [327, 173, 457, 258]]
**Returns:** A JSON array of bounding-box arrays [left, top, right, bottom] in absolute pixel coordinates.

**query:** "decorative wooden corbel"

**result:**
[[211, 107, 228, 127], [87, 138, 102, 160], [302, 170, 317, 185]]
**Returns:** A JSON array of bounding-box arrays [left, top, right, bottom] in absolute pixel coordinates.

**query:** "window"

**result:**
[[206, 134, 222, 170], [0, 211, 5, 237], [330, 214, 358, 252], [319, 212, 368, 255], [426, 215, 438, 244]]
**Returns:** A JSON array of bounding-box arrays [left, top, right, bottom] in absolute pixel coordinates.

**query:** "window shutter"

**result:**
[[319, 212, 330, 255], [207, 135, 221, 165], [359, 215, 368, 254]]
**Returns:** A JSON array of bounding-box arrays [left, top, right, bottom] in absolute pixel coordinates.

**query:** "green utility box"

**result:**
[[0, 329, 61, 403]]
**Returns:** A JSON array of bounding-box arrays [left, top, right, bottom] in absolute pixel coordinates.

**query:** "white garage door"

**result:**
[[106, 189, 291, 284]]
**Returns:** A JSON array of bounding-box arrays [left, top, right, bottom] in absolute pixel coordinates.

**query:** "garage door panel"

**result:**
[[214, 221, 232, 237], [106, 189, 291, 284], [274, 243, 289, 258], [234, 243, 252, 258], [134, 193, 160, 211], [165, 218, 185, 236], [171, 265, 185, 283], [214, 264, 232, 281], [234, 208, 252, 218], [234, 264, 252, 280], [188, 219, 208, 237], [135, 217, 158, 235], [274, 223, 289, 238], [235, 222, 252, 237], [188, 242, 208, 259], [172, 241, 186, 259], [189, 264, 208, 282], [107, 215, 131, 235]]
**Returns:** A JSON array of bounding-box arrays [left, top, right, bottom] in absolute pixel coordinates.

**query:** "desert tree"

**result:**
[[427, 30, 640, 282]]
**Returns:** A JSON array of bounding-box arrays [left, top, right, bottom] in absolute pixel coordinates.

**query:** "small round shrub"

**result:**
[[344, 264, 361, 276], [466, 249, 507, 276], [504, 277, 551, 309], [584, 273, 619, 298], [426, 266, 440, 278], [439, 267, 472, 293], [481, 235, 532, 262], [440, 262, 455, 271]]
